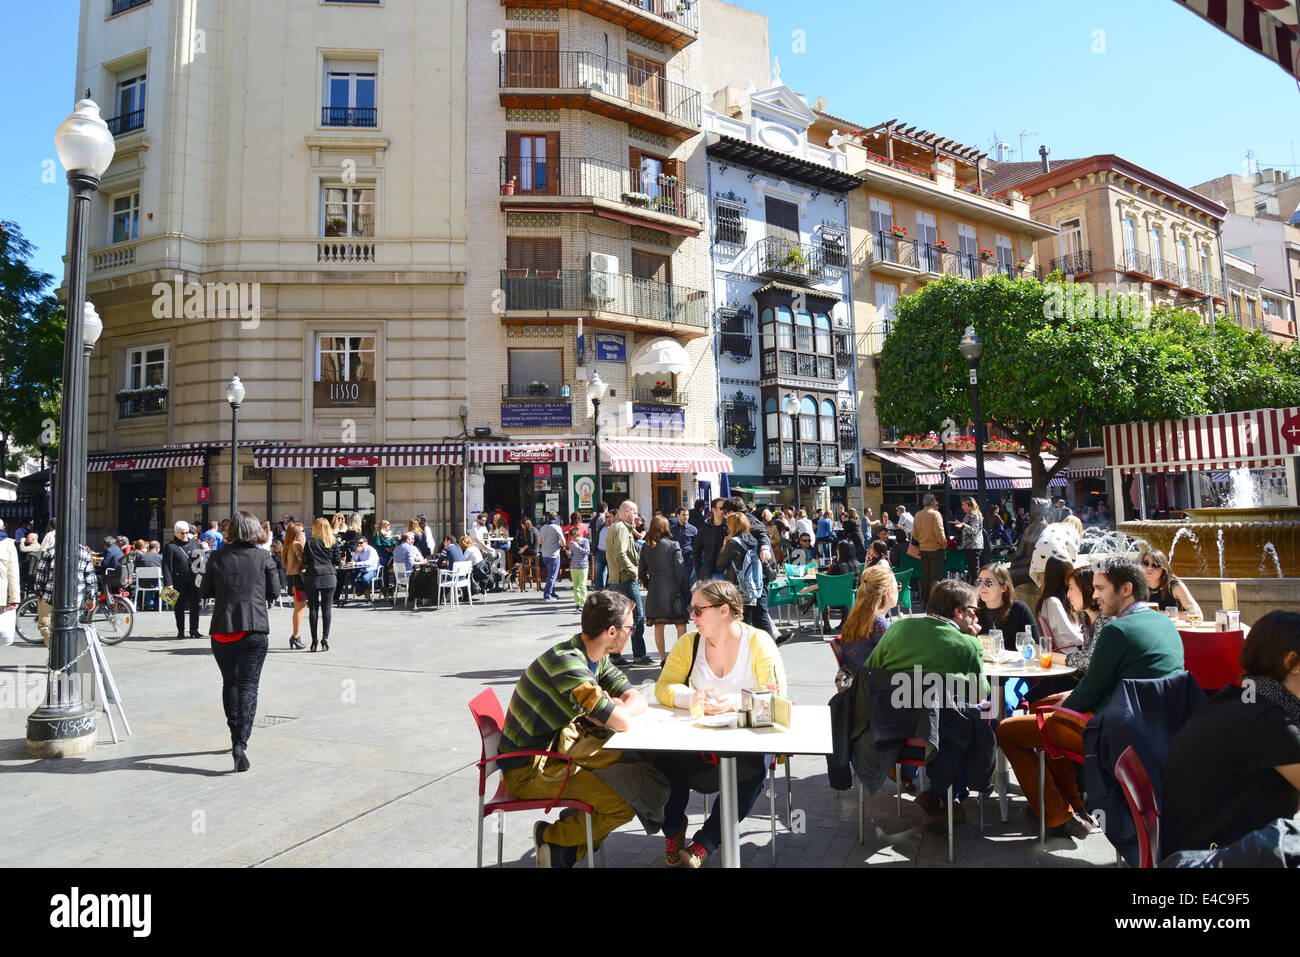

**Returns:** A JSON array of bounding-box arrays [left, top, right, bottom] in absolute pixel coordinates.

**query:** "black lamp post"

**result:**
[[27, 99, 114, 758], [587, 372, 607, 517], [958, 325, 988, 509], [225, 376, 245, 516], [784, 393, 802, 516]]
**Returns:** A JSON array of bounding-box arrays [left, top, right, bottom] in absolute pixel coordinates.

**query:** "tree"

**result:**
[[0, 221, 66, 471], [876, 274, 1213, 496]]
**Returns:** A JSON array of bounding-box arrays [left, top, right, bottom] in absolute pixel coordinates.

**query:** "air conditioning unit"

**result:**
[[585, 79, 607, 93], [588, 252, 619, 274], [587, 270, 620, 305]]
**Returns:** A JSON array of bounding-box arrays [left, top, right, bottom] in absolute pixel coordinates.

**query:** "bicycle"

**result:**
[[15, 585, 136, 646]]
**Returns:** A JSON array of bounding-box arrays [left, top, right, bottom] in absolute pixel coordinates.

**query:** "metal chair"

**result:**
[[132, 566, 164, 612], [391, 565, 411, 607], [1114, 745, 1160, 868]]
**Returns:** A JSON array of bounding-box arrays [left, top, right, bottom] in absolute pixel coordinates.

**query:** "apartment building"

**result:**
[[73, 0, 467, 542], [465, 0, 726, 523], [703, 82, 862, 512], [802, 116, 1058, 514]]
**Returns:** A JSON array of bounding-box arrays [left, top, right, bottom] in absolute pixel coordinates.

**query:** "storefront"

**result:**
[[598, 441, 733, 515], [88, 449, 205, 541], [467, 440, 592, 526], [865, 448, 1069, 515]]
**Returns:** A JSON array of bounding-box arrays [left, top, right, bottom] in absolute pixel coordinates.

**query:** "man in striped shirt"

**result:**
[[498, 590, 647, 866]]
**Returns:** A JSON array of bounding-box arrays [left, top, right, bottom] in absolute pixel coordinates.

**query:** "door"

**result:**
[[1059, 217, 1083, 270], [1122, 216, 1138, 271], [870, 197, 894, 263], [631, 248, 671, 320], [629, 149, 681, 214], [1149, 225, 1164, 279], [652, 474, 680, 515], [627, 52, 664, 112], [506, 132, 559, 195], [313, 469, 377, 538], [958, 223, 977, 278], [118, 479, 166, 543], [916, 211, 938, 271], [506, 238, 562, 308], [505, 31, 558, 88]]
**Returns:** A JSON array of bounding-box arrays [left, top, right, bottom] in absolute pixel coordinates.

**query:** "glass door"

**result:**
[[313, 469, 377, 537]]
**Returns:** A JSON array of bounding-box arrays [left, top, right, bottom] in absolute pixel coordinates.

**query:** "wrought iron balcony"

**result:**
[[719, 331, 752, 361], [116, 389, 167, 419], [499, 268, 709, 328], [106, 109, 144, 136], [321, 106, 378, 128], [498, 156, 703, 222], [632, 386, 686, 405], [755, 236, 826, 285], [1049, 250, 1093, 276], [498, 0, 698, 48], [724, 425, 756, 451], [501, 382, 573, 400]]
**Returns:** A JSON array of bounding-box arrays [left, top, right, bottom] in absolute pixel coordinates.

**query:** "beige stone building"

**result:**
[[465, 0, 723, 523], [73, 0, 468, 541]]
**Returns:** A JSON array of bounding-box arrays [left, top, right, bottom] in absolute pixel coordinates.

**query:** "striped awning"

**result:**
[[468, 441, 591, 464], [88, 451, 205, 472], [253, 445, 463, 468], [598, 442, 735, 474], [1103, 407, 1300, 472], [867, 448, 1064, 489], [1173, 1, 1299, 80], [1069, 466, 1107, 479]]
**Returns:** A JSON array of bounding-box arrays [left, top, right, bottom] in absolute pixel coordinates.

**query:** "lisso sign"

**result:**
[[313, 380, 376, 408]]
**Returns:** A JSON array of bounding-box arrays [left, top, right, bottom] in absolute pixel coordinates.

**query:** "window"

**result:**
[[1177, 237, 1190, 285], [820, 228, 846, 268], [814, 314, 832, 355], [627, 52, 665, 112], [111, 192, 140, 243], [819, 399, 836, 443], [1200, 246, 1213, 283], [996, 235, 1014, 272], [127, 345, 167, 389], [506, 132, 558, 195], [957, 223, 977, 278], [723, 399, 755, 449], [110, 73, 146, 134], [323, 62, 377, 127], [799, 396, 817, 441], [322, 186, 375, 237], [506, 237, 562, 272], [317, 335, 376, 382], [765, 197, 799, 242], [776, 305, 793, 349], [760, 307, 774, 350], [874, 283, 898, 346], [505, 31, 559, 87], [1122, 216, 1138, 270], [507, 348, 562, 396], [795, 310, 813, 352], [916, 211, 938, 270], [870, 198, 894, 260], [714, 199, 745, 245], [1059, 218, 1083, 259], [1149, 225, 1164, 279]]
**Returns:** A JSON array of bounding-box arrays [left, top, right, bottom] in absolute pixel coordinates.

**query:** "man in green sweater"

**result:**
[[996, 556, 1183, 838], [865, 578, 993, 826]]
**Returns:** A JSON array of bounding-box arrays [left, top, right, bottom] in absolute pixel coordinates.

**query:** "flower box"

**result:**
[[979, 249, 994, 260], [621, 191, 653, 206], [887, 226, 908, 239]]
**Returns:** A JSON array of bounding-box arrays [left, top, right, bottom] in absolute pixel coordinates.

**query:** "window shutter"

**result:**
[[629, 147, 642, 193], [506, 132, 521, 188], [544, 133, 560, 195]]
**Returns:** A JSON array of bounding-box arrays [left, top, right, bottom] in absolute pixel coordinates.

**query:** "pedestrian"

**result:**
[[258, 521, 274, 551], [32, 534, 99, 646], [693, 499, 726, 584], [591, 503, 615, 590], [605, 499, 650, 666], [0, 524, 18, 644], [721, 497, 782, 642], [815, 509, 834, 561], [913, 493, 946, 614], [302, 517, 341, 652], [669, 505, 696, 611], [19, 533, 42, 600], [953, 496, 984, 583], [839, 507, 866, 562], [538, 511, 565, 601], [200, 520, 224, 550], [718, 512, 763, 622], [163, 521, 203, 639], [566, 526, 590, 610], [202, 511, 279, 773], [282, 522, 307, 650], [638, 515, 686, 665]]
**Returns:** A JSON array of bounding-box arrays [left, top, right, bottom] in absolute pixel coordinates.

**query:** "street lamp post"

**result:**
[[783, 393, 802, 516], [27, 99, 115, 758], [225, 376, 245, 517], [587, 372, 607, 517], [958, 325, 988, 509]]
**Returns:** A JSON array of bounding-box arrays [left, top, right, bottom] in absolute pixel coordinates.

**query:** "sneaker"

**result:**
[[915, 789, 945, 823], [533, 821, 551, 868], [609, 654, 630, 667], [664, 831, 685, 867], [774, 630, 794, 647], [681, 841, 708, 869], [632, 655, 653, 666]]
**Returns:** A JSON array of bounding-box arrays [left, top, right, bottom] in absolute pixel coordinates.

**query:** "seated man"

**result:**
[[391, 532, 421, 573], [498, 590, 647, 867], [100, 535, 125, 591], [996, 556, 1184, 839], [437, 536, 466, 570], [863, 578, 993, 827], [350, 537, 380, 596]]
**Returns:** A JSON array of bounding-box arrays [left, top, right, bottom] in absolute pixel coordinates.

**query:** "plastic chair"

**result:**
[[391, 565, 411, 607], [468, 688, 597, 868], [1114, 745, 1160, 868], [892, 568, 914, 614], [943, 549, 967, 578], [1178, 629, 1244, 691], [813, 573, 855, 639], [439, 560, 475, 607], [132, 566, 163, 612], [1032, 702, 1089, 845], [896, 553, 922, 608], [766, 579, 801, 628]]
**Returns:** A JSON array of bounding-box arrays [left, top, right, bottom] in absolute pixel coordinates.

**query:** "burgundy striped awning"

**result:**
[[87, 451, 205, 472], [598, 442, 734, 474], [867, 449, 1065, 488], [1104, 407, 1300, 472], [1174, 1, 1299, 80], [253, 445, 463, 468], [468, 441, 591, 464]]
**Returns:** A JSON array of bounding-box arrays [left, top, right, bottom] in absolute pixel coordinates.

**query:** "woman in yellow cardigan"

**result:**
[[654, 579, 787, 868]]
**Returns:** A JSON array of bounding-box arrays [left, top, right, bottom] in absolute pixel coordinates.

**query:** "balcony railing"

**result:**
[[321, 106, 377, 128], [318, 241, 376, 263], [499, 269, 708, 327], [871, 232, 918, 270], [719, 331, 752, 361], [724, 425, 756, 451], [501, 382, 573, 400], [1049, 250, 1093, 276], [755, 236, 826, 284], [498, 50, 701, 129], [632, 386, 685, 404], [110, 0, 149, 14], [863, 150, 935, 181], [498, 156, 703, 221], [106, 109, 145, 135], [117, 390, 167, 419]]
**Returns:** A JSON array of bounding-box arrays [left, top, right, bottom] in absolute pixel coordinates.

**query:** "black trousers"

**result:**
[[173, 583, 200, 635], [211, 632, 269, 749], [306, 587, 333, 642], [658, 752, 770, 853]]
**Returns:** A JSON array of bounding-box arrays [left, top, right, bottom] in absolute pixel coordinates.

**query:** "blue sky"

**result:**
[[3, 0, 1297, 283]]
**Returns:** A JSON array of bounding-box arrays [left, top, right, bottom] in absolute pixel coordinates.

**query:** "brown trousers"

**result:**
[[502, 760, 634, 862], [995, 700, 1090, 829]]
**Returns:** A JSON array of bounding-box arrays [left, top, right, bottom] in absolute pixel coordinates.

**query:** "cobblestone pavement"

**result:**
[[0, 584, 1119, 867]]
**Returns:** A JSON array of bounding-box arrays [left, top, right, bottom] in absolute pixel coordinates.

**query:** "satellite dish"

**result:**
[[813, 96, 827, 112]]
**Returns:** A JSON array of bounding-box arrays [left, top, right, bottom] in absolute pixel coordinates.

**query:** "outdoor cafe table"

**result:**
[[985, 657, 1077, 822], [606, 702, 832, 868]]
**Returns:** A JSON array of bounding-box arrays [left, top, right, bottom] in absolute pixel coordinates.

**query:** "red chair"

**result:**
[[1178, 629, 1244, 691], [468, 688, 597, 868], [1114, 745, 1160, 868], [1032, 703, 1090, 845]]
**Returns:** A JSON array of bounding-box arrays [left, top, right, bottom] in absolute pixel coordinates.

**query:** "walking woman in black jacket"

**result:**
[[302, 517, 341, 652], [201, 511, 280, 772]]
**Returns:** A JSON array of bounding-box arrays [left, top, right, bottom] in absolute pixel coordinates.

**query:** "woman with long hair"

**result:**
[[798, 540, 861, 630], [839, 507, 866, 562], [975, 562, 1037, 652], [1023, 565, 1116, 703], [1140, 548, 1203, 619], [638, 515, 686, 664], [1035, 556, 1081, 651], [282, 522, 307, 650], [953, 496, 984, 583], [865, 539, 890, 569], [838, 564, 898, 671], [303, 517, 340, 652], [718, 512, 759, 613]]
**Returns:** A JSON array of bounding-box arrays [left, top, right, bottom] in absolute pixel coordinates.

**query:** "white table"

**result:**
[[985, 656, 1077, 822], [607, 702, 832, 868]]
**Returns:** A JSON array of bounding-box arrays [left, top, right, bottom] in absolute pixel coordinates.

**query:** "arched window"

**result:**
[[764, 396, 779, 442], [820, 399, 836, 442], [795, 310, 814, 352], [799, 396, 818, 441], [814, 314, 832, 355], [760, 307, 774, 351], [776, 306, 793, 349]]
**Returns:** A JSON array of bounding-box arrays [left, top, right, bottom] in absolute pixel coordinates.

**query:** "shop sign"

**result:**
[[534, 464, 552, 478], [196, 487, 211, 502], [105, 459, 138, 471], [313, 380, 376, 409], [865, 472, 882, 488], [501, 402, 572, 429], [595, 333, 626, 362], [506, 447, 557, 463], [632, 404, 685, 432], [573, 475, 596, 511], [334, 455, 380, 467]]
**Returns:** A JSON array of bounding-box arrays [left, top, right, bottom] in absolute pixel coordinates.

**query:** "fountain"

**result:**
[[1117, 506, 1300, 578]]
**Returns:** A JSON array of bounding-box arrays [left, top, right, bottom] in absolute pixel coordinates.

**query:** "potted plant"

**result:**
[[656, 173, 678, 186], [527, 381, 550, 396], [501, 176, 517, 196], [651, 379, 673, 399], [621, 191, 652, 206], [1008, 189, 1025, 202], [887, 225, 908, 239], [931, 239, 950, 252]]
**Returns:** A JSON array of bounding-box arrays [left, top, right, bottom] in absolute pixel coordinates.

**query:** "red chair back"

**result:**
[[1178, 629, 1244, 691], [469, 688, 506, 796], [1114, 745, 1160, 868], [827, 636, 844, 667]]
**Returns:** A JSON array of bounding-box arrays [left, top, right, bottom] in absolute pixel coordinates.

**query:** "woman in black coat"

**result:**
[[838, 508, 866, 562], [302, 517, 342, 652], [201, 511, 280, 772]]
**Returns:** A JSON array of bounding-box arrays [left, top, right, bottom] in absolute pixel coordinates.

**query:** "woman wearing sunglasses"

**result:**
[[974, 562, 1037, 652], [653, 579, 787, 869], [1140, 549, 1202, 620]]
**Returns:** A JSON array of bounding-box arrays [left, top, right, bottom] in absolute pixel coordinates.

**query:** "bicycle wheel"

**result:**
[[95, 596, 135, 645], [15, 596, 44, 645]]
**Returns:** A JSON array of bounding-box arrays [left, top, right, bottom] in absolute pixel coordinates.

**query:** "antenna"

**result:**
[[1018, 130, 1038, 164]]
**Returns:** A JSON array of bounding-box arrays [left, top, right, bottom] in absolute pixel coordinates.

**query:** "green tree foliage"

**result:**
[[0, 221, 66, 471]]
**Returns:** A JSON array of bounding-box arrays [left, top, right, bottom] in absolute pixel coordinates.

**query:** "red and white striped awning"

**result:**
[[1174, 1, 1299, 80], [868, 449, 1065, 488], [598, 442, 734, 474], [253, 445, 463, 468], [1104, 407, 1300, 472], [468, 441, 591, 464], [88, 450, 205, 472]]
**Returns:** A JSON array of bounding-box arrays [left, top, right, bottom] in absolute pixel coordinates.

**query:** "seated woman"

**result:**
[[865, 539, 891, 569], [975, 562, 1037, 652], [836, 564, 898, 674], [1161, 610, 1300, 857], [1026, 564, 1117, 703], [655, 580, 787, 869], [1035, 556, 1082, 653], [1141, 549, 1203, 620], [797, 540, 861, 629]]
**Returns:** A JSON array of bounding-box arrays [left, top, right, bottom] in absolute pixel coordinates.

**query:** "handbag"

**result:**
[[906, 537, 921, 560], [539, 716, 622, 782]]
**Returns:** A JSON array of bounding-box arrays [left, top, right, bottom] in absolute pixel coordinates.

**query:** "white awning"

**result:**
[[599, 442, 734, 473], [628, 337, 690, 376]]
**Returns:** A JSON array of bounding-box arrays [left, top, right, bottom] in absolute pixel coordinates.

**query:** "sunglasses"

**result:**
[[976, 578, 998, 588], [689, 603, 721, 617], [1140, 559, 1158, 569]]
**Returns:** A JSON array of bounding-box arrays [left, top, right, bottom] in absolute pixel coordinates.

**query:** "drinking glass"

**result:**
[[1164, 606, 1179, 621], [1186, 609, 1202, 625], [1039, 634, 1053, 670], [988, 628, 1003, 657]]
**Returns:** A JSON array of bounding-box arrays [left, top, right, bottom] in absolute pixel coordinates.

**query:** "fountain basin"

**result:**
[[1118, 507, 1300, 579]]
